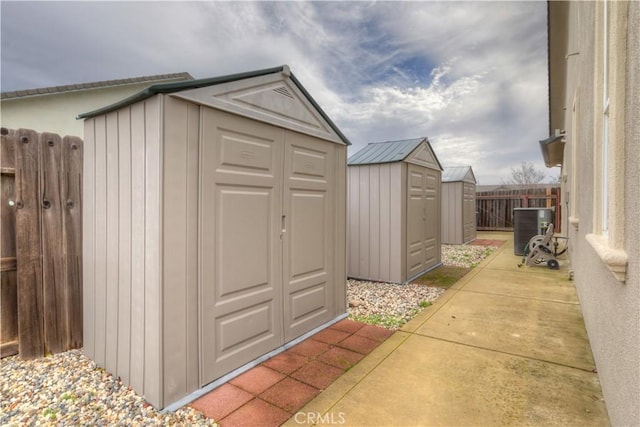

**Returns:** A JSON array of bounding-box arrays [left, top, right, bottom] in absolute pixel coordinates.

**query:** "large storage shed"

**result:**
[[441, 166, 477, 244], [348, 138, 443, 284], [79, 65, 349, 409]]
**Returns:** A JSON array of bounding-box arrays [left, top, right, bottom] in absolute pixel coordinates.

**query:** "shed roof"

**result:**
[[77, 65, 350, 145], [348, 137, 440, 166], [442, 166, 477, 183], [1, 72, 193, 100]]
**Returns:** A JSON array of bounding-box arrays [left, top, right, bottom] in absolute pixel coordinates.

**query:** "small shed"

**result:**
[[441, 166, 477, 244], [347, 138, 443, 284], [79, 65, 349, 409]]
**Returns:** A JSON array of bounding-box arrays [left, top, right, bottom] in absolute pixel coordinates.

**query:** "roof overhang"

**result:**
[[539, 133, 565, 167], [542, 1, 569, 168], [547, 1, 569, 136]]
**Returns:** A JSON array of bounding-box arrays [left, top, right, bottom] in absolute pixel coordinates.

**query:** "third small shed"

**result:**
[[441, 166, 477, 244], [348, 138, 443, 284]]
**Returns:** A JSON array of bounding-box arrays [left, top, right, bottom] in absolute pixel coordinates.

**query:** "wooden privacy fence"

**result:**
[[1, 128, 83, 359], [476, 185, 561, 232]]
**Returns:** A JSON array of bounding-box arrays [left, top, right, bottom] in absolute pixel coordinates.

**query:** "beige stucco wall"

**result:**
[[1, 79, 187, 137], [559, 2, 640, 425]]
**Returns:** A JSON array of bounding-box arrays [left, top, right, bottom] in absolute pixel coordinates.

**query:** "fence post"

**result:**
[[15, 129, 45, 358]]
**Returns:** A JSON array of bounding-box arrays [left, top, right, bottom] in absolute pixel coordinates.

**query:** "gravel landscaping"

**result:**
[[1, 242, 498, 425], [0, 349, 216, 426]]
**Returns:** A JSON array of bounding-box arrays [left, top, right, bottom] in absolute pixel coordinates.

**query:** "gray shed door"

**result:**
[[283, 133, 336, 342], [200, 109, 337, 384], [407, 164, 439, 279], [463, 182, 476, 243]]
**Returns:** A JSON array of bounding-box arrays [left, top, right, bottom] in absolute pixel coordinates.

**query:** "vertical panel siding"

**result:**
[[358, 167, 370, 276], [105, 112, 120, 374], [390, 163, 404, 283], [93, 116, 108, 367], [82, 120, 96, 359], [335, 146, 347, 313], [143, 96, 162, 408], [368, 166, 380, 280], [83, 96, 164, 409], [441, 183, 452, 243], [347, 167, 360, 277], [162, 97, 200, 404], [347, 163, 404, 283], [129, 102, 147, 394], [441, 184, 449, 243], [378, 164, 391, 281], [117, 109, 132, 384], [184, 103, 200, 397], [441, 182, 463, 244]]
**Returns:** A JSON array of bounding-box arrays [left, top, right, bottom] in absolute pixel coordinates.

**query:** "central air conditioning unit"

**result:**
[[513, 207, 555, 255]]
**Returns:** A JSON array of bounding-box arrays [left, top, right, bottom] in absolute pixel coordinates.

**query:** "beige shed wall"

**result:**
[[2, 79, 187, 138], [557, 2, 640, 425], [161, 97, 201, 404], [348, 163, 405, 283], [83, 95, 164, 408], [441, 182, 463, 244]]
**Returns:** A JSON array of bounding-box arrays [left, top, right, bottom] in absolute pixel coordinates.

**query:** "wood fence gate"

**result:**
[[1, 128, 83, 359]]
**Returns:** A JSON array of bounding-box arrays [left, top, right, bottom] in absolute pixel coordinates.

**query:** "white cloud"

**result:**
[[1, 1, 549, 184]]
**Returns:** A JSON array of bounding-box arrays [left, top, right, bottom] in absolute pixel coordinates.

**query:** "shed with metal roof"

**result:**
[[80, 65, 349, 409], [347, 137, 443, 283], [441, 166, 477, 244]]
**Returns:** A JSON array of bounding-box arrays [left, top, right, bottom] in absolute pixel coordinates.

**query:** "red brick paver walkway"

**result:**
[[190, 319, 393, 426]]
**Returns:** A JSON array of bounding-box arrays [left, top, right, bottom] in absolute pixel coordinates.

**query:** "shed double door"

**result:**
[[463, 182, 476, 243], [406, 164, 439, 279], [200, 110, 336, 384]]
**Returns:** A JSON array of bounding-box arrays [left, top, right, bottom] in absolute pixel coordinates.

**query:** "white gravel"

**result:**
[[0, 350, 216, 426]]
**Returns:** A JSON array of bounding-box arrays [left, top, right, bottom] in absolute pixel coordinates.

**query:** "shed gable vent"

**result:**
[[273, 86, 294, 99]]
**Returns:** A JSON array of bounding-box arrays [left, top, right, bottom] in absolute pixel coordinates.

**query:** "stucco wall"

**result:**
[[1, 79, 187, 137], [563, 2, 640, 425]]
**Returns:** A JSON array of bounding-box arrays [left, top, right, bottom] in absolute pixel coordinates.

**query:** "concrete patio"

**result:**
[[286, 232, 610, 426]]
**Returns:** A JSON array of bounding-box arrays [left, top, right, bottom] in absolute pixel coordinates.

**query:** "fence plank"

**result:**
[[63, 136, 83, 349], [40, 132, 67, 354], [1, 130, 18, 357], [15, 129, 44, 359]]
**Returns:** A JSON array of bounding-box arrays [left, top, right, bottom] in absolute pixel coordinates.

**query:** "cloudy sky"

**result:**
[[1, 1, 552, 184]]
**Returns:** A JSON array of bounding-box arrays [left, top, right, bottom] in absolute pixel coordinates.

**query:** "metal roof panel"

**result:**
[[348, 138, 425, 165], [442, 166, 476, 183]]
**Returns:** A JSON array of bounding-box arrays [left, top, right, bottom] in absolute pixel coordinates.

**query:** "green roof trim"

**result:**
[[77, 65, 350, 146]]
